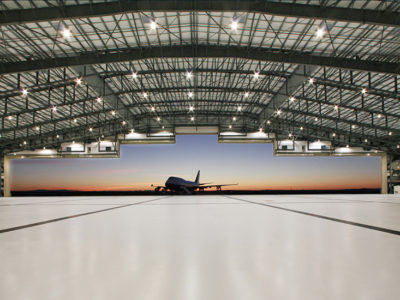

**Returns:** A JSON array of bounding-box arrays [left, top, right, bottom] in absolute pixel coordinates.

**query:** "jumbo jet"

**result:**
[[152, 171, 237, 194]]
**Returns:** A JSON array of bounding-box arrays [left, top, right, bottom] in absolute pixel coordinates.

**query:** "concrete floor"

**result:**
[[1, 194, 400, 300]]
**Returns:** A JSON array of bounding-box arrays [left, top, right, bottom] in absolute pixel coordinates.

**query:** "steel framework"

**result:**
[[0, 0, 399, 156]]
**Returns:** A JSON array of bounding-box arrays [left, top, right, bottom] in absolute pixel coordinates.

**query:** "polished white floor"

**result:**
[[1, 194, 400, 300]]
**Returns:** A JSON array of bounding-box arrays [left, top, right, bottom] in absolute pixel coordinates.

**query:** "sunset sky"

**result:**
[[11, 135, 381, 191]]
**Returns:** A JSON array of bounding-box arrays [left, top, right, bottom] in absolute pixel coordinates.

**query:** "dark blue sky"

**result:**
[[11, 135, 380, 191]]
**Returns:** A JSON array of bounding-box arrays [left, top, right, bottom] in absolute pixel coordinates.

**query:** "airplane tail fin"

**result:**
[[195, 170, 200, 185]]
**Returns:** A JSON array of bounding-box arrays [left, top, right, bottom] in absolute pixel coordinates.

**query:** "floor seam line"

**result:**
[[0, 196, 170, 234], [224, 195, 400, 236]]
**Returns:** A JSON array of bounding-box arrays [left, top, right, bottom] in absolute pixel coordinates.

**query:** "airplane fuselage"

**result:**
[[154, 170, 236, 194], [165, 176, 198, 193]]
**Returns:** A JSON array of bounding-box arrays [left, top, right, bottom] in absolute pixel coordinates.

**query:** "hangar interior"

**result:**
[[1, 1, 400, 299], [0, 0, 400, 195]]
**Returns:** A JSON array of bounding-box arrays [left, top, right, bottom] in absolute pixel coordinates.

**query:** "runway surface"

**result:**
[[1, 194, 400, 300]]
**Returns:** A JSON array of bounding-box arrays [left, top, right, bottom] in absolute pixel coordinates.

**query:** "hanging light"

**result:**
[[231, 18, 239, 31], [253, 71, 260, 80], [150, 20, 157, 30], [315, 27, 325, 39], [61, 28, 71, 39]]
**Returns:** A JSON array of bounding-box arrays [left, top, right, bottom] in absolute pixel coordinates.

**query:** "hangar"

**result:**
[[1, 1, 400, 299]]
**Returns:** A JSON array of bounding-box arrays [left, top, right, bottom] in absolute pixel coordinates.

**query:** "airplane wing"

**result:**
[[198, 183, 238, 189]]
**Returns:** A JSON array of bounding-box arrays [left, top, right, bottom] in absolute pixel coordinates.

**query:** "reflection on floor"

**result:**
[[1, 194, 400, 300]]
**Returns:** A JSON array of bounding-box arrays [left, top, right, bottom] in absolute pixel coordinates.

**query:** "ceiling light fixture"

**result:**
[[316, 27, 325, 39], [61, 28, 71, 39], [231, 18, 239, 31]]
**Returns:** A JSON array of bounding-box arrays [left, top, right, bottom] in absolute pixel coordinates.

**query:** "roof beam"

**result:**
[[0, 0, 399, 27], [72, 65, 133, 128], [1, 45, 399, 76], [258, 65, 317, 125]]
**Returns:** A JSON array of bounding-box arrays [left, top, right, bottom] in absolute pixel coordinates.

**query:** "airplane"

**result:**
[[152, 170, 237, 194]]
